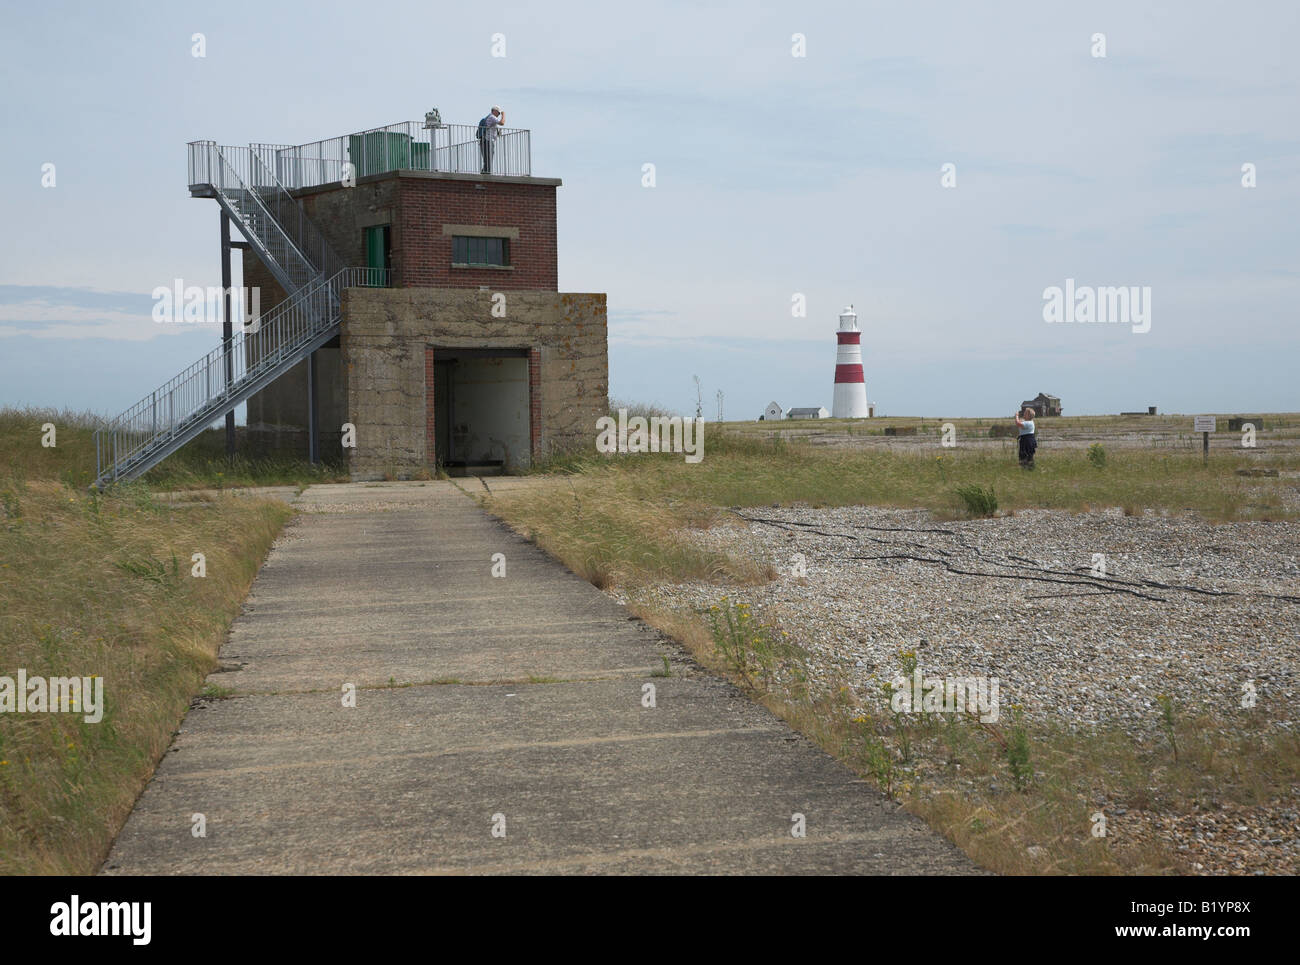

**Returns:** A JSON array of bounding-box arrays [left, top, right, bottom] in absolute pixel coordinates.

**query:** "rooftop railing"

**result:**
[[253, 120, 531, 190]]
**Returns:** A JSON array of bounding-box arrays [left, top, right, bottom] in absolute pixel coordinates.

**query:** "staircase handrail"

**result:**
[[92, 266, 386, 485], [248, 144, 345, 281], [193, 142, 319, 292]]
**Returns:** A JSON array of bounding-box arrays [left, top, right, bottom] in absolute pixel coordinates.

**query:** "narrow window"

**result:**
[[452, 235, 510, 267]]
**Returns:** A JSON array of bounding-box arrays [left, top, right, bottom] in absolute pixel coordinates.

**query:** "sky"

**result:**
[[0, 0, 1296, 422]]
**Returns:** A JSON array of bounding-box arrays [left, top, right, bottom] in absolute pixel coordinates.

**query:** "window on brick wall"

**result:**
[[452, 236, 510, 267]]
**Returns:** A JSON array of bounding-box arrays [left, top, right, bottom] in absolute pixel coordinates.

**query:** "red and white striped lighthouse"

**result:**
[[831, 305, 869, 418]]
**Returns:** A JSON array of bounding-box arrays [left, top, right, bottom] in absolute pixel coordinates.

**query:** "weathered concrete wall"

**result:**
[[340, 288, 607, 479], [238, 249, 346, 458], [297, 178, 401, 268], [242, 344, 347, 459]]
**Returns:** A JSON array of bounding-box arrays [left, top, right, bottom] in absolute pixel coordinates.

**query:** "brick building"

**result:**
[[240, 121, 607, 476], [90, 119, 608, 488]]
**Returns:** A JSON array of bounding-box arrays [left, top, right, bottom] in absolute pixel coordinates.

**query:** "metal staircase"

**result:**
[[190, 141, 338, 301], [92, 142, 370, 488]]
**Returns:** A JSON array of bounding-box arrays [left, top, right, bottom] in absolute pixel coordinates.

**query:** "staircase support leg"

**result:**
[[307, 348, 320, 465], [221, 210, 236, 462]]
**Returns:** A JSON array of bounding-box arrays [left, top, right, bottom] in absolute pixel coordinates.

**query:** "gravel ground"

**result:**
[[623, 505, 1300, 874], [630, 505, 1300, 732], [1114, 801, 1300, 875]]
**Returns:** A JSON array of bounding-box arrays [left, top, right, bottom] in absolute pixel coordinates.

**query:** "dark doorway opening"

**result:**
[[430, 348, 531, 474]]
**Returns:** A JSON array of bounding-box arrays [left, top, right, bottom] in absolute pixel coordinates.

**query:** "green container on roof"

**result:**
[[348, 132, 428, 177]]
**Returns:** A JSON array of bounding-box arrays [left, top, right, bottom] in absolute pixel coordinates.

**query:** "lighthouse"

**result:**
[[831, 305, 869, 418]]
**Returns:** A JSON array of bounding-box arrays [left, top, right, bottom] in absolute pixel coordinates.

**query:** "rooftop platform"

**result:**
[[188, 119, 537, 197]]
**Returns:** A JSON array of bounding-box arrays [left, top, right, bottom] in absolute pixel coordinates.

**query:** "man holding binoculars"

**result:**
[[477, 105, 505, 175]]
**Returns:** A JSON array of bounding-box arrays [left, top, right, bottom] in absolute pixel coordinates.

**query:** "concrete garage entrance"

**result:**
[[431, 348, 532, 474]]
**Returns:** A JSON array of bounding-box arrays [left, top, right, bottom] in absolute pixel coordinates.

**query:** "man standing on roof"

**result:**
[[477, 105, 505, 175]]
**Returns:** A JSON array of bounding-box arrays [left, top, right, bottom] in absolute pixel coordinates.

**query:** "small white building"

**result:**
[[759, 401, 784, 421], [787, 406, 829, 420]]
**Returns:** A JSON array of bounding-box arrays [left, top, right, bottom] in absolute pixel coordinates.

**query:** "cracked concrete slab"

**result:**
[[104, 481, 980, 875]]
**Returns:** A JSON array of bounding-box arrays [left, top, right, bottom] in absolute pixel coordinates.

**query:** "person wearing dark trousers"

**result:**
[[477, 105, 504, 174], [1015, 407, 1037, 469]]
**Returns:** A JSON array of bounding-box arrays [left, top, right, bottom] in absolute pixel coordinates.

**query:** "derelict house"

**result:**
[[92, 116, 609, 485], [1020, 393, 1062, 418]]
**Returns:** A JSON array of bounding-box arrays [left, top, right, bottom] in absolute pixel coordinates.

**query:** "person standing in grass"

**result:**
[[1015, 406, 1037, 469]]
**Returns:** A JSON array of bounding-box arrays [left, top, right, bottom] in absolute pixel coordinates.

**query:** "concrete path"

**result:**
[[103, 481, 979, 875]]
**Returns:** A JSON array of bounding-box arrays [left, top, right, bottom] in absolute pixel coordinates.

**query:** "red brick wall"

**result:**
[[529, 347, 541, 457], [424, 346, 437, 463], [397, 178, 557, 290]]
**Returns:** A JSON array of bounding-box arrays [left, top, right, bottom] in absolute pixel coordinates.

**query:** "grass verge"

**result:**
[[0, 406, 349, 492], [0, 408, 293, 873], [526, 427, 1298, 523]]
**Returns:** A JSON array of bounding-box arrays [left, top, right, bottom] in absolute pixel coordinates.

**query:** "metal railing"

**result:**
[[190, 141, 311, 293], [264, 120, 532, 189], [250, 144, 344, 281], [188, 141, 338, 296], [93, 267, 388, 487]]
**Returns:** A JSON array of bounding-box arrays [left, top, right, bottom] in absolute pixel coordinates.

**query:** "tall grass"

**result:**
[[0, 407, 102, 490], [526, 427, 1296, 522], [0, 406, 348, 491], [0, 407, 294, 872], [500, 470, 772, 589]]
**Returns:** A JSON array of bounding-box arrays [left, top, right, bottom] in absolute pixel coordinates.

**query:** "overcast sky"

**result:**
[[1, 0, 1296, 421]]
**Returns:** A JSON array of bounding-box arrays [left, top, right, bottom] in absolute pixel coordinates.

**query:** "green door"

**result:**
[[363, 225, 391, 286]]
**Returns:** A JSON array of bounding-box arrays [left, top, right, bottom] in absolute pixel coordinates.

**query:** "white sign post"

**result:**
[[1194, 416, 1216, 465]]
